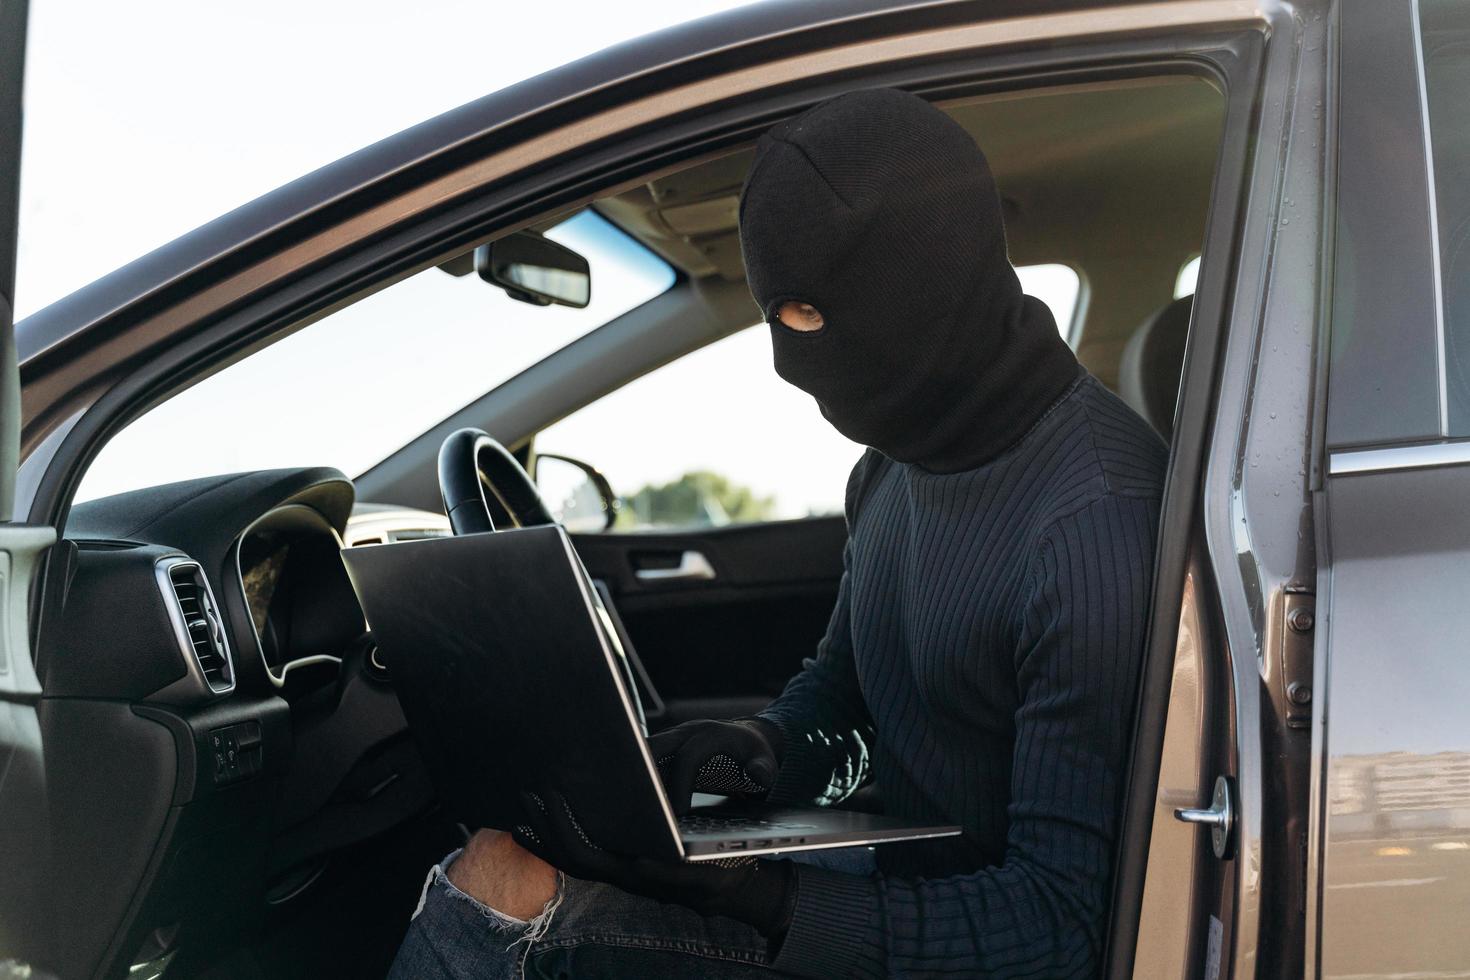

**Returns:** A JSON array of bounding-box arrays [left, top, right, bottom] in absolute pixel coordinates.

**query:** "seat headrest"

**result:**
[[1118, 295, 1193, 441]]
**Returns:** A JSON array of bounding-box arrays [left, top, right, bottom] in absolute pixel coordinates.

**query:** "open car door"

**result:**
[[0, 0, 59, 972]]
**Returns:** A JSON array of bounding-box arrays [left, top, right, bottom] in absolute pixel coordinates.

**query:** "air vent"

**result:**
[[159, 559, 234, 695]]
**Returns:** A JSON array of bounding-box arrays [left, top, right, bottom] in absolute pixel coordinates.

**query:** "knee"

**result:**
[[389, 852, 565, 980], [447, 829, 559, 920]]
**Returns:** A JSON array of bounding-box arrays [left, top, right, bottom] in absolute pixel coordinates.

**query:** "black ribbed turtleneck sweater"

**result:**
[[758, 370, 1167, 979]]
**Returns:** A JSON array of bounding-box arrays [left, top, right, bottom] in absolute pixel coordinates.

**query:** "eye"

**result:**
[[776, 301, 825, 332]]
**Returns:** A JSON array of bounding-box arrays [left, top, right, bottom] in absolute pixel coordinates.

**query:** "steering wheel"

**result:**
[[437, 428, 556, 535]]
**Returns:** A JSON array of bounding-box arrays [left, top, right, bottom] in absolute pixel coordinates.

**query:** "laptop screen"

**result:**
[[341, 525, 684, 858]]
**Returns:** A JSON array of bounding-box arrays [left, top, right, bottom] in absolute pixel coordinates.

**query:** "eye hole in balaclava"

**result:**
[[774, 301, 825, 333], [738, 88, 1080, 473]]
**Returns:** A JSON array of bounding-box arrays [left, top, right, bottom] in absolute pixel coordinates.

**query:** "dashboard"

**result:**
[[237, 503, 368, 686], [45, 467, 451, 979], [240, 540, 288, 640]]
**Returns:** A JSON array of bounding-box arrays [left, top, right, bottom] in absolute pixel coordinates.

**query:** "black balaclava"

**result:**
[[738, 88, 1080, 473]]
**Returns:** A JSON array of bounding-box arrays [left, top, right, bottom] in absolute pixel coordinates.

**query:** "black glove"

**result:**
[[648, 717, 785, 815], [513, 788, 798, 938]]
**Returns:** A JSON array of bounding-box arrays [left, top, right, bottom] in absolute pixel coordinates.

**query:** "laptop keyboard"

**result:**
[[678, 814, 819, 836]]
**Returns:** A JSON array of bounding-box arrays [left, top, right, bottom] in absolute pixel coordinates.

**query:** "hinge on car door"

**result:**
[[1279, 589, 1315, 730]]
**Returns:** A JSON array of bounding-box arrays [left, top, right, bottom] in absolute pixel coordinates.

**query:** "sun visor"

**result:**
[[657, 194, 740, 236]]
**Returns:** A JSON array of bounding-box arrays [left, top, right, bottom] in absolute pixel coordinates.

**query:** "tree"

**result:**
[[620, 470, 776, 528]]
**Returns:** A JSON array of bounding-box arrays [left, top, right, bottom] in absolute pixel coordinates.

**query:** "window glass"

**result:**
[[1420, 0, 1470, 431], [538, 327, 861, 528], [1016, 264, 1082, 342], [537, 265, 1083, 531], [76, 211, 675, 501]]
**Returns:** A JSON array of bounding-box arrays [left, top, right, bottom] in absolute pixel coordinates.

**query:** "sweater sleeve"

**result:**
[[757, 537, 876, 806], [755, 455, 880, 807], [772, 493, 1159, 979]]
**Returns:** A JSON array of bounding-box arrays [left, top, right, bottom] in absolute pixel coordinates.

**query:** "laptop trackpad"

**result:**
[[689, 791, 732, 809]]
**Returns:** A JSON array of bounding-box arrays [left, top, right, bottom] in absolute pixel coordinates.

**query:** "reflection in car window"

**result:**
[[537, 263, 1086, 531], [1420, 0, 1470, 431], [1174, 254, 1201, 299], [75, 212, 675, 501]]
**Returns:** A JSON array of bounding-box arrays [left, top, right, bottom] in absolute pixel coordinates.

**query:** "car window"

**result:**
[[536, 263, 1083, 531], [1016, 263, 1083, 344], [75, 211, 675, 502], [538, 326, 861, 528], [1420, 0, 1470, 431]]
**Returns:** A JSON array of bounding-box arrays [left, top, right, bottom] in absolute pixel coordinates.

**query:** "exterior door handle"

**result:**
[[634, 550, 716, 583], [1174, 774, 1235, 859]]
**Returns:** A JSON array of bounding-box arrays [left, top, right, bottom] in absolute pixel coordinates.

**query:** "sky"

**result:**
[[21, 0, 1083, 518], [14, 0, 755, 317]]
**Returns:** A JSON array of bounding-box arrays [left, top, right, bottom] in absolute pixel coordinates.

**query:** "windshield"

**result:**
[[75, 211, 675, 502]]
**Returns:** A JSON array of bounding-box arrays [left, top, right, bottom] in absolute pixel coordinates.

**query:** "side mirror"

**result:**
[[477, 230, 590, 309], [533, 453, 618, 533]]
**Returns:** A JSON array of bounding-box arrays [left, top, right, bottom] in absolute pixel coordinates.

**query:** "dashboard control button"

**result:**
[[208, 722, 264, 785]]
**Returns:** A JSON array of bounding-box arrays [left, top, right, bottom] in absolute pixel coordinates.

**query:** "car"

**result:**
[[1, 0, 1467, 977]]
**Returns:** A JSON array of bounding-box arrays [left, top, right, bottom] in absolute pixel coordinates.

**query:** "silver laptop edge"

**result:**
[[683, 827, 963, 862], [553, 528, 691, 860]]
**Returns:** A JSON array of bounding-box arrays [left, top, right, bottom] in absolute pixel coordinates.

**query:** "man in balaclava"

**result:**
[[390, 88, 1167, 980]]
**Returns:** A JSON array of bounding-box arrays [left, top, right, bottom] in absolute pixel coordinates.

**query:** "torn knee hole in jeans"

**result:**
[[447, 876, 565, 947], [414, 850, 565, 949]]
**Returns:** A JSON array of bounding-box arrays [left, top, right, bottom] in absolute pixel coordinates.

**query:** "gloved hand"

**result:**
[[648, 717, 785, 815], [513, 788, 798, 938]]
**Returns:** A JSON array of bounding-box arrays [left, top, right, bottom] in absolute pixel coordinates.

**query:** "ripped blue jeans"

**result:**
[[388, 846, 876, 980]]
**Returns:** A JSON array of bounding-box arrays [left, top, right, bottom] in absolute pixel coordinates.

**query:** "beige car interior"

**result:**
[[598, 74, 1223, 437], [432, 73, 1224, 451]]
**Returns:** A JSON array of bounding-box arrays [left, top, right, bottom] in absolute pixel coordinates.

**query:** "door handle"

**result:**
[[1174, 774, 1235, 859], [634, 550, 716, 583]]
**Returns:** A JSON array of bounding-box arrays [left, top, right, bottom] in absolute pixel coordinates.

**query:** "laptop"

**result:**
[[342, 524, 961, 862]]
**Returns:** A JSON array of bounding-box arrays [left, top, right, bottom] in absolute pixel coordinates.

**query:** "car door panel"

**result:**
[[0, 2, 60, 972], [0, 527, 58, 966], [571, 514, 845, 725]]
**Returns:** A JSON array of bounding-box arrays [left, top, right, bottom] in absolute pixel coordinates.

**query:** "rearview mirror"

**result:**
[[477, 230, 591, 308]]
